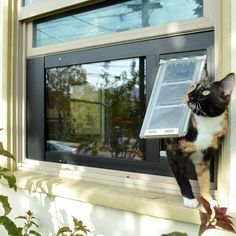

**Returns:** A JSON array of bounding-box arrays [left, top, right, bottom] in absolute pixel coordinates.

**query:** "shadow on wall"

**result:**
[[0, 173, 202, 236], [12, 168, 200, 235]]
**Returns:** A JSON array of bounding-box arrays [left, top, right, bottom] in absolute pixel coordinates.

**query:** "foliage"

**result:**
[[198, 196, 236, 236], [56, 216, 91, 236], [163, 197, 236, 236], [0, 133, 41, 235], [0, 216, 22, 236], [16, 210, 41, 236], [193, 0, 203, 17], [0, 131, 91, 235], [161, 232, 188, 236], [0, 137, 20, 235]]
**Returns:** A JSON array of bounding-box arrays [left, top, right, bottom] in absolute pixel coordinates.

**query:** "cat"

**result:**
[[165, 72, 235, 208]]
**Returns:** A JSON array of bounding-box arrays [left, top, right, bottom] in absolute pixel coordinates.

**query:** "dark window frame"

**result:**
[[27, 31, 215, 178]]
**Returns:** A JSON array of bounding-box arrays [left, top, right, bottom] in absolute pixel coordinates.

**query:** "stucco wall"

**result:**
[[0, 185, 200, 236]]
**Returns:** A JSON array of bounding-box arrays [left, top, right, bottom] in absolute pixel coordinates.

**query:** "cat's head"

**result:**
[[186, 73, 235, 117]]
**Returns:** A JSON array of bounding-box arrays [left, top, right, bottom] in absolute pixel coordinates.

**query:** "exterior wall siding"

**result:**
[[229, 0, 236, 212]]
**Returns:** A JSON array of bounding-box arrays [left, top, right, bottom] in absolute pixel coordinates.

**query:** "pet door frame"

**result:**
[[140, 55, 207, 139]]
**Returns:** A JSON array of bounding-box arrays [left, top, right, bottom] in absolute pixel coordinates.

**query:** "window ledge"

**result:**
[[2, 169, 202, 225]]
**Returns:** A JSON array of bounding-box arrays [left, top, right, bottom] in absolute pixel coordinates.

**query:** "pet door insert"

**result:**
[[140, 55, 206, 138]]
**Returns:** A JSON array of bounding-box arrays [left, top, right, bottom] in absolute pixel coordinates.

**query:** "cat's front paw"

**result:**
[[209, 199, 218, 208], [183, 197, 199, 208]]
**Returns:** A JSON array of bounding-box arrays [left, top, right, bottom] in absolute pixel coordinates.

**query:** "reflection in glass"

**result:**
[[164, 61, 197, 82], [33, 0, 203, 47], [22, 0, 43, 6], [156, 83, 191, 106], [148, 106, 184, 129], [46, 58, 146, 160]]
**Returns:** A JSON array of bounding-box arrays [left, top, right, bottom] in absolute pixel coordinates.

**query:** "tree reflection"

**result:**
[[46, 59, 145, 160], [194, 0, 203, 17]]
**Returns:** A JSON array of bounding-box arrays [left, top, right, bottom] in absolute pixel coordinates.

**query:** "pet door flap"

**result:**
[[140, 55, 206, 139]]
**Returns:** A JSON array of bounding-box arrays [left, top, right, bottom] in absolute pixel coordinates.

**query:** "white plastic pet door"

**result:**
[[140, 55, 206, 139]]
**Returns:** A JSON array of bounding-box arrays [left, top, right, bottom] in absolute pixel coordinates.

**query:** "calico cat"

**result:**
[[166, 73, 235, 208]]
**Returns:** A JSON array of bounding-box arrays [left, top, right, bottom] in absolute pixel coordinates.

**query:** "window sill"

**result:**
[[4, 168, 202, 225]]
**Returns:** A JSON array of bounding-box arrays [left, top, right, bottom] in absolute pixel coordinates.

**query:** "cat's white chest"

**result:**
[[193, 113, 224, 150]]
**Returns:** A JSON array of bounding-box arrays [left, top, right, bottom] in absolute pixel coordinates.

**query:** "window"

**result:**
[[27, 31, 215, 179], [22, 0, 43, 6], [140, 55, 206, 138], [33, 0, 203, 47], [45, 58, 146, 161]]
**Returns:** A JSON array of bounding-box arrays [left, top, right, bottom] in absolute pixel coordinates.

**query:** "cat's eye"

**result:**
[[202, 90, 211, 96], [188, 84, 197, 93]]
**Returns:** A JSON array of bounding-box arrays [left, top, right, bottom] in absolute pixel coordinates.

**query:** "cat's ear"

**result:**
[[220, 73, 235, 96]]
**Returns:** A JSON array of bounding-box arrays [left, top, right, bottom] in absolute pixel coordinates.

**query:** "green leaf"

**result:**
[[0, 216, 22, 236], [30, 220, 39, 228], [73, 217, 82, 227], [73, 217, 90, 234], [15, 216, 28, 220], [0, 195, 12, 215], [161, 232, 188, 236], [17, 227, 23, 233], [0, 167, 17, 191], [29, 230, 42, 236], [0, 149, 15, 160], [56, 226, 72, 236]]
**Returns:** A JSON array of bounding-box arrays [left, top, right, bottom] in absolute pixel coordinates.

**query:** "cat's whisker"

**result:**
[[196, 102, 201, 115], [197, 102, 208, 117]]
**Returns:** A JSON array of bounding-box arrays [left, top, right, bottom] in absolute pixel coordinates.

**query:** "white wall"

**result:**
[[0, 185, 201, 236]]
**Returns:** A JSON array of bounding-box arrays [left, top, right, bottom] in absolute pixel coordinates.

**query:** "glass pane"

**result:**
[[46, 58, 146, 161], [22, 0, 43, 6], [148, 106, 184, 129], [156, 83, 191, 106], [163, 60, 199, 83], [33, 0, 203, 47]]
